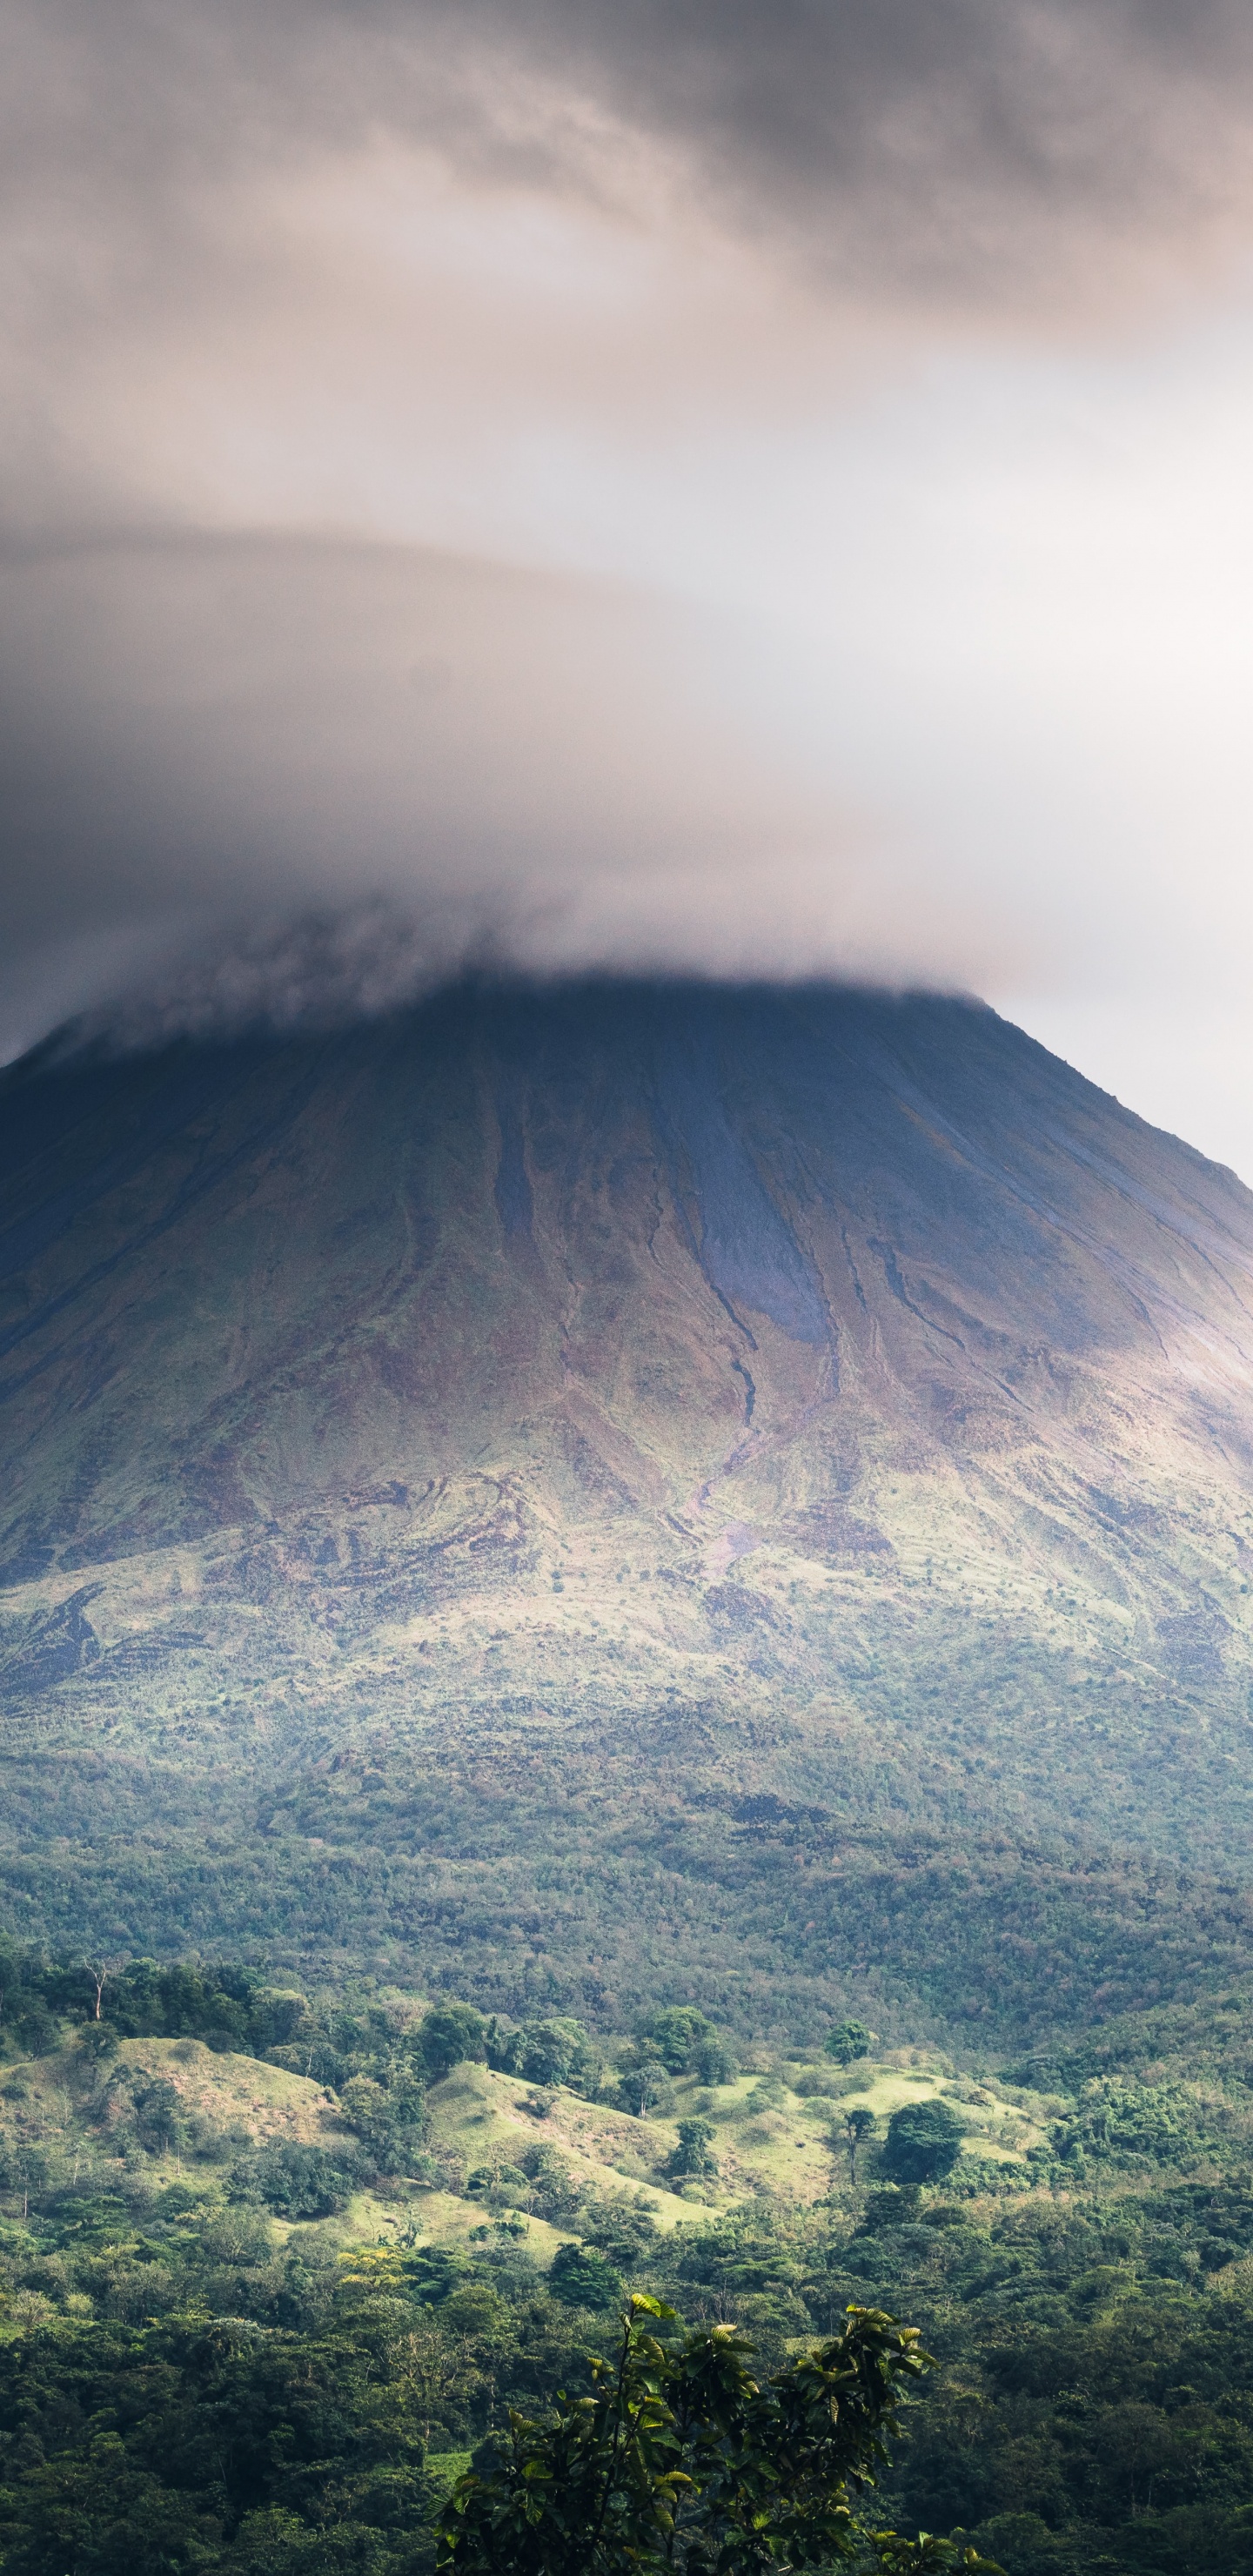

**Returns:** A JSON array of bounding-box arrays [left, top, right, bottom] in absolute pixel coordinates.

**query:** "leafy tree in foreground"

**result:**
[[437, 2294, 999, 2576]]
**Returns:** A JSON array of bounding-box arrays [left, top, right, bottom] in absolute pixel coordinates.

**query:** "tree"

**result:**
[[488, 2017, 600, 2090], [693, 2032, 737, 2086], [518, 2142, 583, 2219], [418, 2004, 488, 2077], [516, 2019, 582, 2086], [844, 2106, 876, 2184], [580, 2196, 659, 2264], [617, 2056, 675, 2119], [438, 2294, 991, 2576], [881, 2101, 963, 2187], [129, 2076, 184, 2158], [668, 2118, 719, 2179], [338, 2072, 428, 2175], [864, 2184, 921, 2231], [238, 2141, 361, 2218], [635, 2010, 736, 2085], [86, 1958, 114, 2022], [0, 2311, 436, 2576], [548, 2244, 625, 2311], [826, 2020, 874, 2068], [76, 2020, 118, 2065], [640, 2008, 716, 2073]]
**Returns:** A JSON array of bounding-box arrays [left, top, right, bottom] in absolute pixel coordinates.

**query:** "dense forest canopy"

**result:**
[[0, 1943, 1250, 2572]]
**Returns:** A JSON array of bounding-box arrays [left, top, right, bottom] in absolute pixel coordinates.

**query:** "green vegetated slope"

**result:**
[[4, 982, 1253, 2038], [4, 1957, 1253, 2574]]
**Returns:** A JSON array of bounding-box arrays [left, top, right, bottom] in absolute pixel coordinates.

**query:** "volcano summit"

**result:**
[[3, 981, 1253, 2033]]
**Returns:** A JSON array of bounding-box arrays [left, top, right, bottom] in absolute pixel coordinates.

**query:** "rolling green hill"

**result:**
[[4, 979, 1253, 2039]]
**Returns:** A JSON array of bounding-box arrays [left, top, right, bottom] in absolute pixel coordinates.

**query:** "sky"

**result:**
[[6, 3, 1253, 1171]]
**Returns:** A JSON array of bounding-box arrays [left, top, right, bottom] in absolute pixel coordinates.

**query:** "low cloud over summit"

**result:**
[[7, 2, 1253, 1164]]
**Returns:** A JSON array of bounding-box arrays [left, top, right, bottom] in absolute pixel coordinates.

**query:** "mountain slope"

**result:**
[[3, 980, 1253, 2024]]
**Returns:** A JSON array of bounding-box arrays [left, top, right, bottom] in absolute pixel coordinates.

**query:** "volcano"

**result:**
[[3, 981, 1253, 2030]]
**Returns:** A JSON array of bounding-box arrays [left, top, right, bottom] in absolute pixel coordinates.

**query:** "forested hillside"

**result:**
[[6, 983, 1253, 2569], [1, 1949, 1252, 2573]]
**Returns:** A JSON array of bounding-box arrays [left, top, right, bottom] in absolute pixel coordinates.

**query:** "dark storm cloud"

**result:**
[[8, 0, 1253, 317], [456, 0, 1253, 305]]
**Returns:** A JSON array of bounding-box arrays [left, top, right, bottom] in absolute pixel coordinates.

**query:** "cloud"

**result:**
[[2, 526, 1036, 1058], [50, 907, 501, 1054], [6, 0, 1253, 1162], [457, 0, 1253, 312], [10, 3, 1253, 331], [5, 4, 1253, 560]]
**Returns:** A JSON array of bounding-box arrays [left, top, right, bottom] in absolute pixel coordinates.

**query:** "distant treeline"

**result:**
[[0, 1939, 734, 2103], [0, 1946, 305, 2061]]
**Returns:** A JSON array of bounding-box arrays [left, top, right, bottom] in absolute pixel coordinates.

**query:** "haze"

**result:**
[[5, 0, 1253, 1172]]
